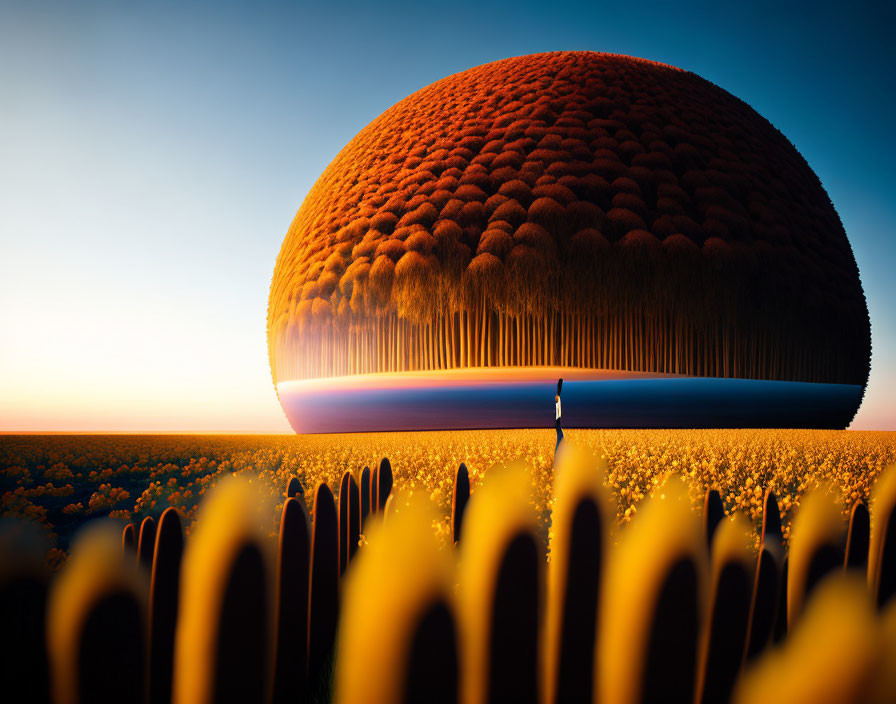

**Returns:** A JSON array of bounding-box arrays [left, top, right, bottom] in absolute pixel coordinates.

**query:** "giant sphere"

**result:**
[[268, 52, 869, 432]]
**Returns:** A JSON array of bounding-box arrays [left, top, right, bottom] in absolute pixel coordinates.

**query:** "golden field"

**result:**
[[2, 429, 894, 563]]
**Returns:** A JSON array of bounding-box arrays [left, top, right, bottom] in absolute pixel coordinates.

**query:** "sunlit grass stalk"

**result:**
[[49, 523, 147, 704], [869, 465, 896, 608], [137, 516, 156, 569], [360, 466, 371, 530], [696, 514, 754, 704], [122, 523, 136, 553], [339, 472, 351, 576], [272, 497, 311, 704], [744, 537, 784, 662], [702, 487, 725, 551], [845, 501, 870, 573], [787, 486, 845, 629], [286, 476, 304, 499], [452, 462, 470, 545], [377, 457, 393, 512], [543, 445, 610, 704], [459, 465, 543, 704], [597, 476, 706, 704], [348, 473, 360, 564], [149, 507, 183, 704], [308, 482, 339, 701], [172, 477, 273, 704], [335, 496, 458, 704]]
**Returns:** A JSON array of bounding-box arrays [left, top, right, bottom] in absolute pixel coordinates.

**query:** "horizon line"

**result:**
[[2, 428, 895, 436]]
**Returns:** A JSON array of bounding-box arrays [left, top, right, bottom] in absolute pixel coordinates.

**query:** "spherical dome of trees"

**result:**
[[268, 51, 870, 392]]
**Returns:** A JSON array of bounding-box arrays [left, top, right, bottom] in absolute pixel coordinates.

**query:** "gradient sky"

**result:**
[[1, 0, 894, 432]]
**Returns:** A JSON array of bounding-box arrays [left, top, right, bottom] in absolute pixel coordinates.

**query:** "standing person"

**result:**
[[555, 378, 564, 450]]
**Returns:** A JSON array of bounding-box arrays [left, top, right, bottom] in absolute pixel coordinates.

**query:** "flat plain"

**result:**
[[2, 429, 894, 564]]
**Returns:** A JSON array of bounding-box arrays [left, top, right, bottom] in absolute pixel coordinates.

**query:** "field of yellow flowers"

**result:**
[[2, 429, 895, 563]]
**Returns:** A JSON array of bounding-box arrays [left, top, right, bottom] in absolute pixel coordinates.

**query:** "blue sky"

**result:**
[[1, 0, 893, 430]]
